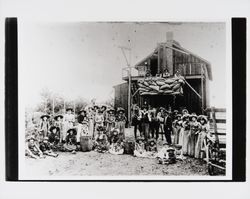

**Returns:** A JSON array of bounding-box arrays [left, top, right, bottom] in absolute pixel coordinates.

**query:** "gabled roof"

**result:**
[[134, 40, 212, 80]]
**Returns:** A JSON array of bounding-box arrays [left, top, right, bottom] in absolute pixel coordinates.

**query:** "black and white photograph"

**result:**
[[18, 21, 231, 179], [1, 0, 249, 199]]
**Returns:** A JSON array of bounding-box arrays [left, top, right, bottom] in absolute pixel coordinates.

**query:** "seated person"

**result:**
[[25, 136, 45, 159], [94, 126, 109, 153], [63, 128, 78, 154], [109, 129, 124, 155], [134, 137, 148, 158], [146, 138, 158, 158], [39, 137, 59, 157], [156, 142, 176, 164], [48, 126, 60, 146]]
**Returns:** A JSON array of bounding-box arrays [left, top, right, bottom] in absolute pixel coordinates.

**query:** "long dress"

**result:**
[[115, 114, 127, 139], [63, 113, 75, 141], [188, 121, 200, 157], [134, 142, 147, 158], [195, 123, 209, 159], [182, 121, 190, 155], [87, 110, 95, 138], [39, 120, 50, 139]]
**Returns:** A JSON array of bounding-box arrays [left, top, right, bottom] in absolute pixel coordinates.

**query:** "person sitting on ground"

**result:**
[[134, 137, 148, 158], [146, 138, 158, 158], [77, 109, 89, 144], [48, 126, 60, 147], [25, 136, 45, 159], [39, 137, 59, 157], [63, 128, 78, 154], [156, 142, 176, 164], [109, 129, 124, 155], [94, 126, 109, 153]]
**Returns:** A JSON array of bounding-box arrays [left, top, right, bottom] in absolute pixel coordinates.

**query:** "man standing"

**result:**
[[163, 110, 172, 144]]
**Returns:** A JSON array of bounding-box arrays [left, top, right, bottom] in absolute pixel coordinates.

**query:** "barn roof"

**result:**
[[134, 40, 212, 80]]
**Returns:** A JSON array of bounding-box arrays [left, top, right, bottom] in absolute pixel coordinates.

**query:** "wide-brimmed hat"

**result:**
[[136, 137, 144, 142], [162, 141, 169, 146], [181, 114, 190, 120], [40, 114, 50, 119], [67, 128, 77, 135], [100, 104, 107, 110], [117, 107, 125, 113], [175, 114, 182, 119], [198, 115, 208, 123], [173, 110, 179, 114], [107, 108, 115, 114], [182, 109, 189, 114], [43, 136, 49, 141], [26, 135, 37, 142], [96, 126, 105, 132], [167, 146, 175, 152], [50, 126, 59, 132], [66, 107, 73, 111], [78, 109, 86, 114], [112, 128, 119, 135], [189, 113, 198, 120], [93, 105, 99, 109], [148, 138, 157, 146], [54, 114, 63, 120]]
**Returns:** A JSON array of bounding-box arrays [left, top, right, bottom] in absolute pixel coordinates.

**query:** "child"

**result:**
[[77, 109, 89, 143], [156, 142, 176, 164], [94, 109, 105, 136], [106, 108, 116, 141], [195, 115, 210, 159], [54, 114, 64, 142], [94, 126, 109, 153], [146, 138, 158, 158], [134, 137, 148, 158], [115, 107, 127, 139], [39, 114, 50, 139], [109, 129, 124, 155], [63, 128, 78, 154], [48, 126, 60, 148], [39, 137, 59, 157], [25, 136, 45, 159], [63, 107, 75, 141]]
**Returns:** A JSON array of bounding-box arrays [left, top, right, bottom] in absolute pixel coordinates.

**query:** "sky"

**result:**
[[19, 22, 226, 108]]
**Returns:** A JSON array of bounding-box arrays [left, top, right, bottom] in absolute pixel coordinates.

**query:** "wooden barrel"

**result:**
[[80, 136, 93, 152]]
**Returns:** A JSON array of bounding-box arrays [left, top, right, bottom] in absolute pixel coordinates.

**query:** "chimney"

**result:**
[[166, 31, 173, 42]]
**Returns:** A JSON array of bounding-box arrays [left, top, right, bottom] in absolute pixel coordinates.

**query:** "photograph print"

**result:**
[[19, 21, 230, 180]]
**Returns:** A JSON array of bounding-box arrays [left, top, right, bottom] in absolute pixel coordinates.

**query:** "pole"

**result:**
[[128, 68, 131, 127], [63, 100, 66, 114], [201, 64, 204, 114]]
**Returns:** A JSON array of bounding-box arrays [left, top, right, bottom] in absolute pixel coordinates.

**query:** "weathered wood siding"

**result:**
[[114, 82, 128, 117]]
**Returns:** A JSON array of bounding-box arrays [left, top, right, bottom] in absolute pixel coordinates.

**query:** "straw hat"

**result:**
[[40, 114, 50, 119], [54, 114, 63, 120]]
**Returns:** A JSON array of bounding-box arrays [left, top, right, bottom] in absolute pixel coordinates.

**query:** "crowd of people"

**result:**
[[25, 103, 212, 165]]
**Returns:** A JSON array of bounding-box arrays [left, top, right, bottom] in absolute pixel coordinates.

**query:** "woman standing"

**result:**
[[195, 115, 210, 159], [115, 108, 127, 139], [54, 114, 64, 142], [181, 114, 190, 156], [188, 113, 199, 157], [172, 114, 182, 144], [39, 114, 50, 139], [86, 106, 95, 138], [63, 107, 75, 142]]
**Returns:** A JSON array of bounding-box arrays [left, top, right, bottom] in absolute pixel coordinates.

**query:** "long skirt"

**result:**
[[62, 122, 73, 141], [195, 131, 206, 159], [115, 121, 126, 139], [88, 119, 94, 137], [173, 126, 181, 144], [182, 129, 190, 155], [178, 128, 184, 146], [187, 131, 196, 157]]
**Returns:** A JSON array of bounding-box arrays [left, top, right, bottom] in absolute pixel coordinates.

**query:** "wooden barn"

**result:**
[[114, 35, 212, 119]]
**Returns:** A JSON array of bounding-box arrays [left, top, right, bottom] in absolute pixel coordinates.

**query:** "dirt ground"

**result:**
[[25, 128, 209, 177]]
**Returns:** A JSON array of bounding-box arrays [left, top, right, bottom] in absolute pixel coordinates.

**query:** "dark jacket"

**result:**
[[164, 116, 172, 131]]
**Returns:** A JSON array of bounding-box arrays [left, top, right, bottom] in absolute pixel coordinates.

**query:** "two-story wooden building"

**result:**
[[114, 36, 212, 118]]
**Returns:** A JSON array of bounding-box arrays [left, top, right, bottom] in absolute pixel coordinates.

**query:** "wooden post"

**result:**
[[201, 64, 204, 114], [52, 96, 55, 115], [157, 44, 161, 74]]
